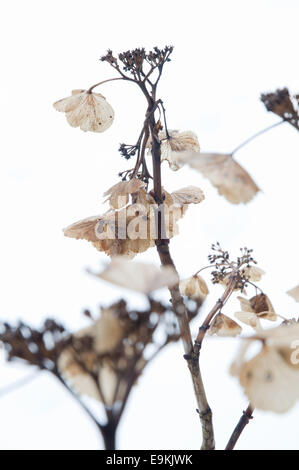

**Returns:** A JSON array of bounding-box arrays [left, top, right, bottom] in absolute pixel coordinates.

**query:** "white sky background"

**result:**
[[0, 0, 299, 450]]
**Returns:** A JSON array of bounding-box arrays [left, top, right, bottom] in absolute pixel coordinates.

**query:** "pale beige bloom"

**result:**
[[237, 293, 277, 323], [242, 266, 265, 282], [181, 152, 259, 204], [53, 89, 114, 132], [232, 322, 299, 413], [255, 322, 299, 348], [171, 186, 204, 206], [63, 185, 200, 258], [287, 285, 299, 302], [88, 258, 179, 294], [103, 178, 146, 209], [208, 313, 242, 337], [239, 346, 299, 413], [234, 310, 261, 330], [148, 130, 200, 171], [179, 274, 209, 300]]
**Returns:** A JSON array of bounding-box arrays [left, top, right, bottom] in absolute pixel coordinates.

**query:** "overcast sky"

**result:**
[[0, 0, 299, 450]]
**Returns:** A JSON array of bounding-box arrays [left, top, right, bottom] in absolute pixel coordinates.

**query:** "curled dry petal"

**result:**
[[237, 293, 277, 322], [103, 178, 146, 209], [53, 90, 114, 133], [234, 311, 261, 330], [287, 285, 299, 302], [179, 275, 209, 300], [239, 346, 299, 413], [147, 130, 200, 171], [242, 266, 265, 282], [208, 313, 242, 337], [181, 152, 259, 204], [171, 186, 204, 206], [88, 257, 179, 294]]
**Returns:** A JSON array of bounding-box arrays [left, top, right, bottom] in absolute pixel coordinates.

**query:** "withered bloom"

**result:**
[[261, 88, 299, 132], [53, 89, 114, 132], [231, 322, 299, 413], [88, 258, 179, 294], [179, 274, 209, 300], [208, 313, 242, 337], [63, 185, 204, 258], [148, 130, 200, 171], [183, 152, 260, 204]]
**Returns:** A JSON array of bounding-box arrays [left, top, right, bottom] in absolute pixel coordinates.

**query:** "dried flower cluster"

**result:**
[[63, 183, 204, 258], [231, 322, 299, 413], [261, 88, 299, 132]]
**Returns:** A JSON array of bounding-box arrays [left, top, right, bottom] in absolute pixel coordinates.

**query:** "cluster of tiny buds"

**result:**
[[209, 243, 257, 290], [119, 143, 139, 160], [101, 46, 174, 76]]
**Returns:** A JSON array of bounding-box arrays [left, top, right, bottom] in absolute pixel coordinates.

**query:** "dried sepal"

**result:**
[[88, 258, 179, 294], [241, 266, 265, 282], [171, 186, 204, 206], [103, 178, 146, 209], [208, 313, 242, 337], [287, 285, 299, 303], [237, 293, 277, 322], [53, 90, 114, 133], [147, 130, 200, 171], [239, 346, 299, 413], [179, 274, 209, 300], [181, 152, 259, 204], [234, 311, 262, 330]]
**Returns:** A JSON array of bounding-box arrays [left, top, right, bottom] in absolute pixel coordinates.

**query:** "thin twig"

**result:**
[[87, 77, 124, 94], [225, 404, 254, 450], [231, 120, 284, 155], [0, 370, 40, 398], [194, 276, 238, 355]]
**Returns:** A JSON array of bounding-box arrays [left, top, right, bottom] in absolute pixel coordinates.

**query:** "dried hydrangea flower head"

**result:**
[[180, 152, 260, 204], [53, 89, 114, 133], [236, 293, 277, 327], [287, 285, 299, 302], [147, 130, 200, 171], [208, 313, 242, 337], [179, 274, 209, 300], [261, 88, 299, 132], [88, 258, 179, 294], [63, 184, 204, 258], [239, 346, 299, 413], [232, 322, 299, 413]]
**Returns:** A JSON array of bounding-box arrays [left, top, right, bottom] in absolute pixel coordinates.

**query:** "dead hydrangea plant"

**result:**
[[1, 46, 299, 451]]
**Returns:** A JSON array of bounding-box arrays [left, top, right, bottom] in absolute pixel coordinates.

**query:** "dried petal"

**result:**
[[148, 130, 200, 171], [208, 313, 242, 337], [182, 152, 259, 204], [103, 178, 146, 209], [234, 311, 261, 330], [54, 90, 114, 133], [242, 266, 265, 282], [179, 275, 209, 300], [287, 285, 299, 302], [88, 257, 179, 294], [239, 346, 299, 413], [171, 186, 205, 206], [237, 293, 277, 322]]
